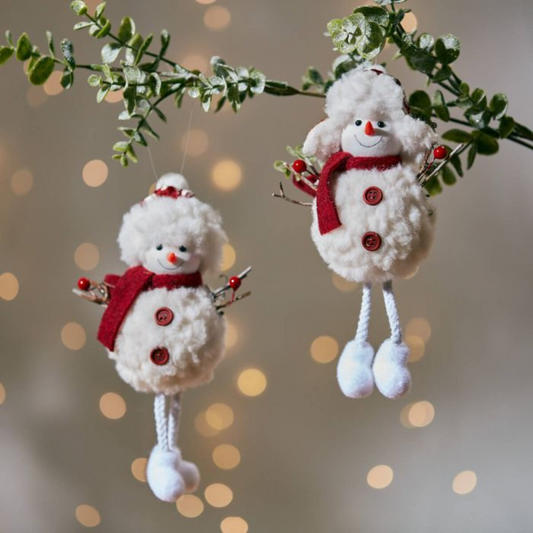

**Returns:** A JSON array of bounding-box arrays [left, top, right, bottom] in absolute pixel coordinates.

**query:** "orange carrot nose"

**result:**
[[365, 121, 375, 136], [167, 252, 178, 264]]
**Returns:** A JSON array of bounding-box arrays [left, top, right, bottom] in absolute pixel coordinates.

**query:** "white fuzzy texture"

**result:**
[[373, 339, 411, 400], [303, 69, 436, 168], [311, 165, 435, 283], [109, 287, 226, 394], [337, 340, 375, 399], [119, 174, 228, 276], [146, 446, 185, 502]]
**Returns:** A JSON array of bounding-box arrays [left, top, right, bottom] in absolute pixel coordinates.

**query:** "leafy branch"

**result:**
[[0, 0, 531, 192]]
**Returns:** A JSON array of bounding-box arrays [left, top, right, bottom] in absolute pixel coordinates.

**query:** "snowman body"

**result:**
[[109, 286, 226, 395], [311, 164, 435, 283]]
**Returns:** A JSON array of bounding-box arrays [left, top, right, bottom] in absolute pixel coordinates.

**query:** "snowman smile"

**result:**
[[157, 259, 183, 271], [355, 135, 383, 149]]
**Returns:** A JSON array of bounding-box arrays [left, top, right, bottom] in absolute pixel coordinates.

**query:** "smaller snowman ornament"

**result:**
[[284, 67, 437, 400], [75, 173, 251, 502]]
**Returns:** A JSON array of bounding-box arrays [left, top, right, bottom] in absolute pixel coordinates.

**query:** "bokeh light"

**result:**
[[177, 495, 205, 518], [213, 444, 241, 470], [206, 403, 234, 431], [0, 383, 5, 405], [402, 12, 418, 33], [43, 71, 63, 96], [181, 129, 209, 157], [181, 54, 209, 73], [61, 322, 86, 350], [11, 169, 34, 196], [204, 6, 231, 31], [196, 0, 216, 4], [75, 505, 101, 528], [406, 317, 431, 343], [310, 335, 339, 364], [74, 243, 100, 271], [221, 517, 249, 533], [225, 320, 238, 349], [131, 457, 147, 482], [400, 401, 435, 428], [83, 160, 109, 187], [331, 273, 358, 292], [195, 411, 221, 437], [212, 160, 242, 191], [0, 273, 20, 301], [105, 90, 123, 103], [237, 368, 267, 397], [367, 465, 394, 489], [220, 243, 236, 271], [99, 392, 127, 420], [205, 483, 233, 508], [406, 335, 426, 363], [453, 470, 477, 495]]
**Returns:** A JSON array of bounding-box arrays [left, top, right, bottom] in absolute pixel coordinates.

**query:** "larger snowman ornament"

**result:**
[[283, 67, 437, 400], [75, 173, 251, 502]]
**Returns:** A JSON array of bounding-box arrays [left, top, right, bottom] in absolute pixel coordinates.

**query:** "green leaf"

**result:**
[[118, 17, 136, 42], [46, 31, 55, 57], [459, 82, 470, 95], [353, 6, 390, 27], [73, 21, 93, 31], [153, 106, 167, 122], [160, 29, 170, 56], [61, 70, 74, 89], [5, 30, 14, 47], [135, 34, 153, 65], [432, 90, 450, 121], [374, 0, 407, 4], [472, 131, 499, 155], [113, 141, 129, 152], [432, 65, 452, 82], [96, 86, 110, 103], [95, 2, 106, 19], [148, 73, 162, 96], [499, 116, 515, 139], [409, 90, 431, 110], [467, 144, 477, 169], [434, 34, 460, 65], [70, 1, 88, 15], [0, 47, 14, 65], [424, 175, 442, 196], [142, 121, 159, 140], [442, 129, 472, 143], [61, 39, 76, 68], [101, 43, 122, 64], [440, 165, 456, 186], [489, 93, 508, 120], [123, 86, 136, 114], [87, 74, 101, 87], [401, 36, 436, 75], [447, 148, 464, 177], [126, 144, 138, 163], [95, 19, 111, 39], [28, 56, 55, 85], [16, 33, 32, 61]]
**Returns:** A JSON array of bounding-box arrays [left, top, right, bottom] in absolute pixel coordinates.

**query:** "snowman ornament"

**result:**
[[75, 173, 251, 502], [279, 67, 437, 400]]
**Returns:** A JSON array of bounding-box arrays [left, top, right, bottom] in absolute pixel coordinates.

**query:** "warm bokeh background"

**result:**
[[1, 1, 532, 532]]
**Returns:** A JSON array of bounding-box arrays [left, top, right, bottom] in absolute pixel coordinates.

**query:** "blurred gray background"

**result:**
[[1, 0, 533, 532]]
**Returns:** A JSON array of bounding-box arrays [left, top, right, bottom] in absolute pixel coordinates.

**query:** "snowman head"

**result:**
[[118, 174, 227, 275], [303, 67, 436, 167]]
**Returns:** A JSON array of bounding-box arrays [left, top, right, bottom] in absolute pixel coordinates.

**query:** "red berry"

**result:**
[[228, 276, 241, 290], [433, 145, 448, 160], [78, 277, 90, 291], [292, 159, 307, 173]]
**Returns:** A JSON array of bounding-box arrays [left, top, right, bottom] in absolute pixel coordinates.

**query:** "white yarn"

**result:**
[[354, 283, 372, 345], [382, 281, 402, 344], [154, 393, 169, 450], [167, 392, 181, 450]]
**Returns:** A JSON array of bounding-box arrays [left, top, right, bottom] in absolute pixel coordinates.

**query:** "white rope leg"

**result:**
[[382, 280, 402, 344], [167, 392, 182, 450], [354, 283, 372, 345], [154, 393, 169, 451]]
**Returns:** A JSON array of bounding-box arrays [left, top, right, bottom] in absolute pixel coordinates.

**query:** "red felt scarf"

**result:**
[[315, 152, 402, 235], [97, 266, 203, 351]]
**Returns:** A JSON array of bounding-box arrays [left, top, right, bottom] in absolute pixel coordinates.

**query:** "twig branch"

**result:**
[[272, 182, 313, 207]]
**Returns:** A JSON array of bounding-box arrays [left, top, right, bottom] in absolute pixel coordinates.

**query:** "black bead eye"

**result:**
[[377, 121, 386, 128], [179, 245, 187, 253], [355, 120, 362, 126], [156, 244, 163, 251]]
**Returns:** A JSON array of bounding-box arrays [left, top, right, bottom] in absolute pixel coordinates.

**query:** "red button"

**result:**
[[362, 232, 382, 252], [363, 186, 383, 206], [150, 347, 170, 366], [155, 307, 174, 326]]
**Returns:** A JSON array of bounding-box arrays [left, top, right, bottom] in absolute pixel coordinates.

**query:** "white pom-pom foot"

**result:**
[[146, 445, 185, 502], [177, 459, 200, 493], [337, 340, 375, 398], [373, 338, 411, 400]]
